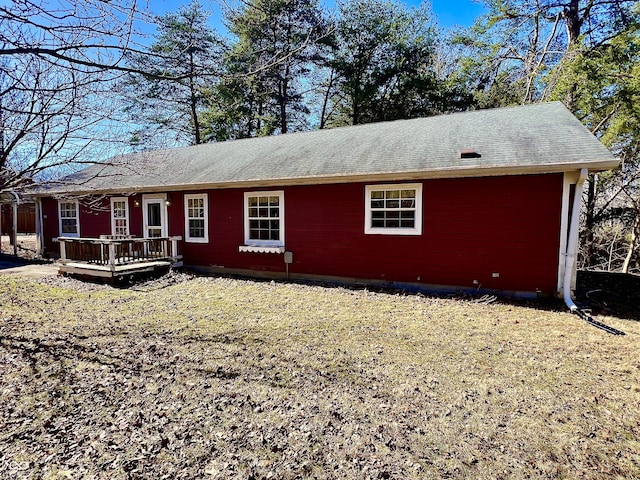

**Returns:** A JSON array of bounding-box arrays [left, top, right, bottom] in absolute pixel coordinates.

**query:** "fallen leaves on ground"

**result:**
[[1, 273, 639, 479]]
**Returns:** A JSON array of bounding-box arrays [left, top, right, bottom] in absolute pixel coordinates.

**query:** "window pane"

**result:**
[[197, 207, 205, 218], [111, 200, 129, 235], [189, 219, 204, 238], [61, 219, 77, 234], [113, 201, 126, 218], [246, 192, 282, 244], [401, 189, 415, 199], [387, 190, 400, 199], [148, 203, 161, 226], [367, 186, 419, 232], [60, 203, 76, 217], [115, 221, 127, 235]]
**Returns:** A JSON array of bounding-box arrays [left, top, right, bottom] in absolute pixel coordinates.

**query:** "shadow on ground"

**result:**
[[0, 253, 56, 279], [0, 253, 50, 269], [576, 270, 640, 321]]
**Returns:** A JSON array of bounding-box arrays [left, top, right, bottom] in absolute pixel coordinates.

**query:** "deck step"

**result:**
[[59, 260, 172, 278]]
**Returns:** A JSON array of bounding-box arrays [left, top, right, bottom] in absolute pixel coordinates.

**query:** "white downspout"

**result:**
[[564, 168, 588, 312], [561, 168, 625, 335]]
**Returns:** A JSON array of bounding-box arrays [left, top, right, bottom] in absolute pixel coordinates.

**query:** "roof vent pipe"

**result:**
[[563, 168, 625, 335], [460, 149, 481, 159]]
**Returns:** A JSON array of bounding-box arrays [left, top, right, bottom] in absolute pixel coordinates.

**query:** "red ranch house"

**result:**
[[32, 102, 617, 297]]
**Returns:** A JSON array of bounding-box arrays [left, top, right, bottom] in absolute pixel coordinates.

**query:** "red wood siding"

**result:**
[[79, 197, 110, 238], [42, 197, 60, 256], [40, 173, 564, 293], [42, 196, 138, 256], [282, 174, 562, 293]]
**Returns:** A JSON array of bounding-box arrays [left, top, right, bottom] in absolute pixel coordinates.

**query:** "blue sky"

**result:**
[[148, 0, 487, 33], [429, 0, 486, 29]]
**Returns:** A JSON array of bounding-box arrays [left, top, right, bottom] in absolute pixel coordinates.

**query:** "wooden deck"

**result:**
[[57, 236, 182, 280]]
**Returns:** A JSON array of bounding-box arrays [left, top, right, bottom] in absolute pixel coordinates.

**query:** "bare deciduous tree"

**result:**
[[0, 0, 159, 192]]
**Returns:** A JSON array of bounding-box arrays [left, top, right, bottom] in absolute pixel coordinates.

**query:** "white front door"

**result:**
[[143, 195, 167, 238]]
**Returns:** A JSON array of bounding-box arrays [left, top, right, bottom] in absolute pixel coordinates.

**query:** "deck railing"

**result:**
[[57, 236, 182, 271]]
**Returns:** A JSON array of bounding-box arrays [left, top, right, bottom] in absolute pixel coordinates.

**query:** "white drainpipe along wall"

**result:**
[[562, 168, 588, 309]]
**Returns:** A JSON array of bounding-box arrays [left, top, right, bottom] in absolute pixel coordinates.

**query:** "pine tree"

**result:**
[[204, 0, 327, 139], [321, 0, 441, 127], [123, 0, 222, 147]]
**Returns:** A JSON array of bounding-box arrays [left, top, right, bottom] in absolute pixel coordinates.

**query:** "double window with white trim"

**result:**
[[241, 191, 285, 252], [184, 193, 209, 243], [110, 197, 130, 236], [365, 183, 422, 235], [58, 200, 79, 237]]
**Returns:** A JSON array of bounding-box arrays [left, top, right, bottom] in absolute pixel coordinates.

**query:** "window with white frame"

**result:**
[[244, 191, 284, 247], [110, 197, 130, 236], [58, 200, 79, 237], [184, 193, 209, 243], [365, 183, 422, 235]]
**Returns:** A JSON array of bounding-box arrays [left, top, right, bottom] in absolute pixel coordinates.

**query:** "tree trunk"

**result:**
[[622, 209, 640, 273], [257, 100, 263, 136], [319, 69, 335, 129], [190, 88, 201, 145], [189, 51, 201, 145], [560, 0, 584, 110], [563, 0, 583, 47], [280, 78, 288, 134], [583, 173, 597, 267], [352, 78, 360, 125]]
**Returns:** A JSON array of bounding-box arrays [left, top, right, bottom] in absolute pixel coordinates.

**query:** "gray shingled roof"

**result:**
[[41, 102, 617, 195]]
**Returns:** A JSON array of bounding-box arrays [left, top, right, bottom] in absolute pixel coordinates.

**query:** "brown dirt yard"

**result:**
[[0, 272, 639, 480]]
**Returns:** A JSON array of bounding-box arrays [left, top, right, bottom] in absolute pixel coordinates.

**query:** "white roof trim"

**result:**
[[34, 160, 619, 197]]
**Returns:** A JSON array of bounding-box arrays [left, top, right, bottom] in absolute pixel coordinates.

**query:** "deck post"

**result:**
[[59, 239, 67, 264], [171, 236, 179, 260], [108, 243, 116, 272]]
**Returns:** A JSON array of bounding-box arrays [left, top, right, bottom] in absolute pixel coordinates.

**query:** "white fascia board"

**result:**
[[36, 159, 619, 197]]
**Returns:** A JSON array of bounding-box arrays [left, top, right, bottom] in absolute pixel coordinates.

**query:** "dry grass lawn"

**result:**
[[1, 273, 639, 479]]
